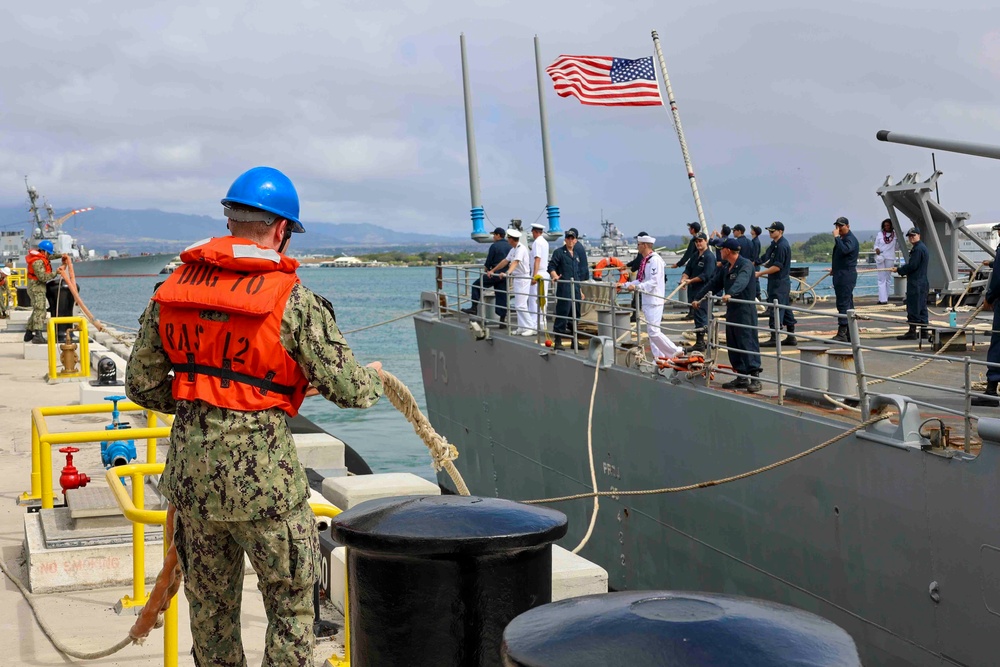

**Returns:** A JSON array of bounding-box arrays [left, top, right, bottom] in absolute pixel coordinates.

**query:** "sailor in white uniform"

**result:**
[[488, 228, 533, 335], [623, 235, 682, 359], [526, 222, 550, 335], [873, 218, 898, 304]]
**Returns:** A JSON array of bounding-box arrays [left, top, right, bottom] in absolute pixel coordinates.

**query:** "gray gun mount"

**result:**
[[876, 129, 997, 296]]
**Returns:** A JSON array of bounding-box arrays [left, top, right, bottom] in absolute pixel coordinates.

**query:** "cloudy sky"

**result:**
[[2, 0, 999, 238]]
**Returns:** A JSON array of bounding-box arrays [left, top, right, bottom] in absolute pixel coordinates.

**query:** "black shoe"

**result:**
[[830, 326, 849, 343], [681, 313, 694, 320], [23, 330, 33, 343], [896, 327, 917, 340], [460, 306, 476, 315], [761, 336, 778, 348], [683, 342, 706, 354], [31, 333, 46, 345], [747, 378, 762, 393], [721, 376, 749, 389], [783, 336, 797, 347]]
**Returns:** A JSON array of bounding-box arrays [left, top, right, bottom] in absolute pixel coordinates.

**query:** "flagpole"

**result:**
[[534, 35, 562, 239], [460, 33, 489, 242], [651, 30, 707, 230]]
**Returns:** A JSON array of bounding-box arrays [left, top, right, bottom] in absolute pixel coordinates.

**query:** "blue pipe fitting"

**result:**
[[470, 207, 486, 235], [545, 205, 561, 233]]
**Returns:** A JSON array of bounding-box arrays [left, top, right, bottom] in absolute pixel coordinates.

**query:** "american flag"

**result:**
[[546, 55, 663, 107]]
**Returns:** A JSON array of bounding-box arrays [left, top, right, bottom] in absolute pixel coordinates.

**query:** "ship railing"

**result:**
[[709, 294, 995, 452], [434, 264, 644, 354]]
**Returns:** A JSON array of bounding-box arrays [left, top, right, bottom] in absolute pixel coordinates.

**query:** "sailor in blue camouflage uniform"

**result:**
[[691, 237, 761, 392], [126, 167, 384, 667], [893, 227, 930, 341], [679, 232, 715, 353], [756, 221, 797, 347]]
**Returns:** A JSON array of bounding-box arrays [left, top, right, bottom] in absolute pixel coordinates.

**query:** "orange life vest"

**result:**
[[25, 251, 52, 282], [153, 237, 309, 416]]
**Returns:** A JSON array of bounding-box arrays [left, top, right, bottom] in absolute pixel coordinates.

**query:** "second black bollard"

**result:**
[[501, 591, 861, 666], [331, 494, 567, 667]]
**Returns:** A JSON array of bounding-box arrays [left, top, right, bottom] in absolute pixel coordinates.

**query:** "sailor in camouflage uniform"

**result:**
[[126, 167, 384, 667], [24, 239, 60, 343]]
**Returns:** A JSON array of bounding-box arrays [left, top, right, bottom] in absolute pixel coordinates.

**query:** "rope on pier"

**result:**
[[0, 553, 134, 659], [521, 409, 894, 505]]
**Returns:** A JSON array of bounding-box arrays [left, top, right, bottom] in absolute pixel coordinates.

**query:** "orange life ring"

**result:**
[[593, 257, 628, 285]]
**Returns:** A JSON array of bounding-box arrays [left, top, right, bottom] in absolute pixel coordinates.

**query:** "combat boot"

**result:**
[[973, 381, 1000, 407], [760, 334, 778, 348], [721, 376, 749, 390], [746, 371, 762, 394], [830, 325, 849, 343], [23, 330, 33, 343], [896, 325, 918, 340], [683, 334, 706, 354], [783, 325, 797, 347], [31, 332, 46, 345]]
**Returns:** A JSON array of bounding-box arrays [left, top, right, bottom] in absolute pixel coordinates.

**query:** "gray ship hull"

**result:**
[[415, 314, 1000, 666], [71, 252, 174, 278]]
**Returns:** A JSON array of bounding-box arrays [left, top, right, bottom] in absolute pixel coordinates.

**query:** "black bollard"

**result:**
[[331, 495, 567, 667], [501, 591, 861, 666]]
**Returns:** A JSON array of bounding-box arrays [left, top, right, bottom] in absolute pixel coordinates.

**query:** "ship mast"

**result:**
[[651, 31, 708, 230], [534, 35, 562, 240], [459, 33, 490, 243]]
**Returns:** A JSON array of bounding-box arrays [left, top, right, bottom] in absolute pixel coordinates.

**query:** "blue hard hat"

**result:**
[[38, 240, 54, 253], [221, 166, 305, 233]]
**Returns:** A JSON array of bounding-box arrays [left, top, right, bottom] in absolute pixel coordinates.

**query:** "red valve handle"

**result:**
[[59, 446, 80, 454]]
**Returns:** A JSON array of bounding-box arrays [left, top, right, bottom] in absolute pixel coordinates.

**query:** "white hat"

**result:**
[[506, 228, 522, 239], [636, 235, 656, 244], [530, 222, 545, 231], [0, 267, 10, 276]]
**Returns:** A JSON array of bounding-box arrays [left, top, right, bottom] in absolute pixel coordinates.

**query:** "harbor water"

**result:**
[[76, 266, 436, 480], [76, 262, 875, 482]]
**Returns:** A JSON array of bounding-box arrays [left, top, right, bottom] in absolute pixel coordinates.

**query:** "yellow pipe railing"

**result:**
[[46, 316, 90, 380], [106, 466, 349, 667], [21, 401, 173, 507], [106, 463, 176, 667]]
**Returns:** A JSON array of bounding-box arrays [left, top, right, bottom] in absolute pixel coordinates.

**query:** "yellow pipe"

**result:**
[[146, 412, 158, 464], [106, 464, 175, 667], [46, 317, 91, 380], [20, 418, 42, 502], [40, 438, 54, 510], [164, 536, 178, 667], [25, 403, 170, 506], [104, 464, 166, 525], [38, 429, 170, 509], [118, 471, 149, 609]]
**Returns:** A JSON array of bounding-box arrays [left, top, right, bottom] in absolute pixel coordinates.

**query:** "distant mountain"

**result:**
[[0, 205, 467, 255]]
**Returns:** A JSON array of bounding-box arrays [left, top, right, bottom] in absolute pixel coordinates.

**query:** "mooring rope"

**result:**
[[0, 553, 134, 659], [521, 410, 893, 505], [380, 371, 470, 495]]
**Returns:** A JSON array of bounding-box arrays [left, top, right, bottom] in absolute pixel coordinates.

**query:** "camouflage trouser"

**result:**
[[26, 280, 48, 331], [173, 499, 320, 667], [0, 286, 8, 317]]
